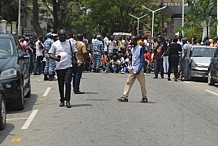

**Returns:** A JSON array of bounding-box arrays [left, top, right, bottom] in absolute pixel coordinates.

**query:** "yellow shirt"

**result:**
[[75, 41, 87, 63]]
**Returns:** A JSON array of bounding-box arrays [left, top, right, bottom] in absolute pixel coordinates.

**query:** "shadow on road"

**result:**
[[84, 92, 98, 94], [72, 104, 92, 107], [6, 93, 38, 114], [86, 99, 110, 101], [0, 123, 14, 144]]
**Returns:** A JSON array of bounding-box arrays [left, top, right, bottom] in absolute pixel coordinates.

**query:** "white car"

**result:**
[[186, 45, 216, 80]]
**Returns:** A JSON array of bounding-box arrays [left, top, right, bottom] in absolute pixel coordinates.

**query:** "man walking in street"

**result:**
[[49, 29, 77, 108], [117, 36, 148, 103]]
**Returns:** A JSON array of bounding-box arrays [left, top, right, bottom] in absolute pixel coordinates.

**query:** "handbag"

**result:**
[[69, 41, 78, 73]]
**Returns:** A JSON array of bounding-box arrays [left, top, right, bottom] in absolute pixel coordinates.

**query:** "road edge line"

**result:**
[[21, 110, 38, 130]]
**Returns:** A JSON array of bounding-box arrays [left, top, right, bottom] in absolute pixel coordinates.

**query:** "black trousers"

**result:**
[[56, 67, 73, 103], [168, 56, 180, 79]]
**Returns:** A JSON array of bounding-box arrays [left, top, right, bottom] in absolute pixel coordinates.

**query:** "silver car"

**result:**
[[185, 45, 216, 80]]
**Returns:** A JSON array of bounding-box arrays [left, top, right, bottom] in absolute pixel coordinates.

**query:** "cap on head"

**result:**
[[96, 35, 102, 41]]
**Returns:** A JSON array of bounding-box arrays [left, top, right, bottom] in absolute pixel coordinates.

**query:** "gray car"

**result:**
[[184, 45, 216, 80]]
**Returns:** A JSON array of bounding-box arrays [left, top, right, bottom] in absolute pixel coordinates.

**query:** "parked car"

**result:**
[[208, 46, 218, 85], [0, 33, 31, 110], [183, 45, 216, 80], [0, 83, 6, 130]]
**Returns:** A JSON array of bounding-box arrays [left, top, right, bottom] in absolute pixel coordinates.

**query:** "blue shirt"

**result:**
[[44, 38, 54, 53], [92, 39, 104, 55], [130, 45, 144, 73]]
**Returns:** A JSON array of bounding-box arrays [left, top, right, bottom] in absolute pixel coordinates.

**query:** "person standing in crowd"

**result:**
[[73, 34, 88, 94], [91, 35, 104, 73], [167, 37, 182, 81], [163, 38, 171, 74], [118, 36, 126, 54], [117, 36, 148, 103], [27, 37, 35, 73], [103, 33, 110, 53], [49, 29, 77, 108], [153, 37, 165, 79], [180, 38, 192, 80], [34, 36, 44, 75], [43, 33, 55, 81]]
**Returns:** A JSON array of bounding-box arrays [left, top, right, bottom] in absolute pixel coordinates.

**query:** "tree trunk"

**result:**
[[33, 0, 43, 35], [52, 0, 58, 33]]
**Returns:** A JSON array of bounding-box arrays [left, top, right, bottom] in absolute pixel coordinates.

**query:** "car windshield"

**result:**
[[0, 39, 13, 58], [191, 47, 215, 57]]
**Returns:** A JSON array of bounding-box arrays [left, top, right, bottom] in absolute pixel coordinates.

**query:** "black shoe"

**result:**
[[74, 91, 85, 94], [175, 78, 177, 82], [153, 77, 158, 79], [66, 101, 71, 108], [117, 97, 128, 102], [34, 72, 40, 75], [140, 97, 148, 103], [59, 102, 65, 107], [161, 76, 164, 79], [168, 78, 171, 81]]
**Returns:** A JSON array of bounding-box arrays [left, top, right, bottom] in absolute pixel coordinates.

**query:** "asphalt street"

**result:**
[[0, 72, 218, 146]]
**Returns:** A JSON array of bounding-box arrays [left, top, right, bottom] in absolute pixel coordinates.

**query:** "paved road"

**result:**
[[1, 72, 218, 146]]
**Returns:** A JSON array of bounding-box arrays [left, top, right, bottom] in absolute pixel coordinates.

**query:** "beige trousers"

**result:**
[[123, 71, 147, 99]]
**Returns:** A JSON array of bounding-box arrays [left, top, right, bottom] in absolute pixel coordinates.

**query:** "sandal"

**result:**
[[117, 97, 128, 102]]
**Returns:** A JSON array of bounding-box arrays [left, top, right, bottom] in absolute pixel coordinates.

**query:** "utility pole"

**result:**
[[141, 5, 166, 39]]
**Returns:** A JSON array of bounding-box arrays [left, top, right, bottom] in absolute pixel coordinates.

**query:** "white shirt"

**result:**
[[103, 37, 109, 52], [35, 40, 44, 57], [49, 40, 77, 70]]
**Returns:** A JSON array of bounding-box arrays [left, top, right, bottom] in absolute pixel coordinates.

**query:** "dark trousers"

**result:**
[[154, 58, 164, 78], [73, 64, 84, 92], [168, 56, 180, 79], [56, 67, 73, 103]]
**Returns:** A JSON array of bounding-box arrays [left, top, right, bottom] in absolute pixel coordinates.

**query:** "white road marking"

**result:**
[[43, 87, 51, 97], [206, 90, 218, 96], [6, 118, 27, 121], [184, 81, 190, 84], [21, 110, 38, 130]]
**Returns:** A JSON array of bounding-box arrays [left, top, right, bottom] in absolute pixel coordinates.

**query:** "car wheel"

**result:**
[[0, 96, 6, 130], [13, 81, 24, 110], [208, 70, 215, 86]]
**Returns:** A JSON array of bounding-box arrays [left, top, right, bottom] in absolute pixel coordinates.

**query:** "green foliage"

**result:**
[[184, 0, 216, 38]]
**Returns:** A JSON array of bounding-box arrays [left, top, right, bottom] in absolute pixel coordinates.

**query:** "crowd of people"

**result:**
[[18, 31, 218, 81], [17, 30, 218, 106]]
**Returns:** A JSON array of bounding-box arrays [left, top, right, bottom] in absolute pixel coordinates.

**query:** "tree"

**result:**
[[185, 0, 216, 38], [32, 0, 43, 35]]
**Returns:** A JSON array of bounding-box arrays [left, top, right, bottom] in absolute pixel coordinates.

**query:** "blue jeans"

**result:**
[[34, 56, 43, 74], [73, 64, 84, 92]]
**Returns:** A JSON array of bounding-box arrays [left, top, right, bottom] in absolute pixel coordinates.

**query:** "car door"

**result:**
[[212, 48, 218, 80], [14, 37, 30, 89]]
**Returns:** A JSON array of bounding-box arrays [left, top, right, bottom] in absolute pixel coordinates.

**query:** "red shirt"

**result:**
[[144, 52, 152, 64]]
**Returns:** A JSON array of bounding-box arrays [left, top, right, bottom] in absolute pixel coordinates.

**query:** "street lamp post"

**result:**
[[18, 0, 21, 36], [129, 14, 147, 35], [141, 5, 167, 38], [182, 0, 185, 36]]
